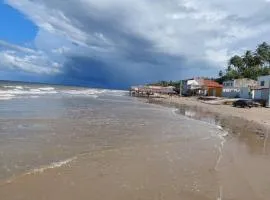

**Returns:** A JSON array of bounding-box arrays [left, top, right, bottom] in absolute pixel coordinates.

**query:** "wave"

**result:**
[[0, 90, 58, 95], [38, 87, 55, 91], [3, 157, 77, 185], [27, 157, 77, 175], [0, 94, 15, 100], [3, 85, 24, 90], [63, 89, 104, 96], [0, 84, 127, 100]]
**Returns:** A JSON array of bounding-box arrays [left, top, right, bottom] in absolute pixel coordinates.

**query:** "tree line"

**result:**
[[217, 42, 270, 83], [148, 42, 270, 88]]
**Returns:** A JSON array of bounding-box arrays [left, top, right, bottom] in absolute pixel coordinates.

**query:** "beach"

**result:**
[[148, 95, 270, 128], [1, 82, 270, 199]]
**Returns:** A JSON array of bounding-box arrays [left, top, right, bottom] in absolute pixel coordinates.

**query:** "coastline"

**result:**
[[144, 95, 270, 141], [1, 93, 270, 199], [146, 95, 270, 132]]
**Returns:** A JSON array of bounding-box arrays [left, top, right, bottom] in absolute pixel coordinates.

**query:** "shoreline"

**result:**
[[144, 95, 270, 137], [1, 94, 270, 199]]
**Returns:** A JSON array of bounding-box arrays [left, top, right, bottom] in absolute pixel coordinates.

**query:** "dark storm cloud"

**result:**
[[3, 0, 270, 88]]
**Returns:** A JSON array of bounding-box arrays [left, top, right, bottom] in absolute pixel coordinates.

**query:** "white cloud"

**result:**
[[0, 40, 39, 54], [52, 46, 70, 54], [0, 40, 61, 75], [205, 49, 230, 66]]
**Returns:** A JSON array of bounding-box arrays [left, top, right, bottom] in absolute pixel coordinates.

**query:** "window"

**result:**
[[261, 81, 265, 86]]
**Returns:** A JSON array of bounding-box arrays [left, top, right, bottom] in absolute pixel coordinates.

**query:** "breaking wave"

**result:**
[[0, 83, 127, 100], [3, 157, 77, 185], [26, 157, 77, 175]]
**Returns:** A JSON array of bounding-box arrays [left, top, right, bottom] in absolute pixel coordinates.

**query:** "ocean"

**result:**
[[0, 81, 128, 179], [1, 81, 260, 200]]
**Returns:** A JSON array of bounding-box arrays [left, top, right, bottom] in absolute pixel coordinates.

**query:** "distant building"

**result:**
[[258, 75, 270, 88], [182, 78, 204, 96], [253, 76, 270, 105], [222, 78, 257, 99], [202, 79, 223, 97], [182, 78, 222, 97], [148, 85, 176, 94], [129, 85, 176, 96]]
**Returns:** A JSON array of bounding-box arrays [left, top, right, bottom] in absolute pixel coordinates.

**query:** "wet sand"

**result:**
[[148, 96, 270, 128], [147, 96, 270, 199], [0, 142, 221, 200], [1, 94, 270, 199]]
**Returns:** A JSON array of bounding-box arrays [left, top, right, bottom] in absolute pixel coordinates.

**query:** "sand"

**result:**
[[148, 96, 270, 128], [1, 95, 270, 200]]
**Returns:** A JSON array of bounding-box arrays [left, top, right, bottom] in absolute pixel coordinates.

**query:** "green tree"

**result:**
[[218, 42, 270, 82], [229, 55, 244, 73], [256, 42, 270, 65], [218, 70, 223, 77]]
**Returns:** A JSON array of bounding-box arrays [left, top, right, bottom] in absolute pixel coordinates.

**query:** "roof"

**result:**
[[202, 80, 223, 88], [252, 86, 269, 90]]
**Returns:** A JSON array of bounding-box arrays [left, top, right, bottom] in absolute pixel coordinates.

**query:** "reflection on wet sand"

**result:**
[[0, 95, 226, 200], [1, 95, 270, 200], [175, 104, 270, 155], [173, 104, 270, 200]]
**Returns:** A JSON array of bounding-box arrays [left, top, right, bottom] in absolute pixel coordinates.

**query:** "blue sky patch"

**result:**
[[0, 2, 37, 45]]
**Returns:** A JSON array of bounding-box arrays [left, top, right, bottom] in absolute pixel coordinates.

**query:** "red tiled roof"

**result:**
[[202, 80, 223, 88]]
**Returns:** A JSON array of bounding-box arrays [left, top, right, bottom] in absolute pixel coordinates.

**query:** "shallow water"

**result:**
[[1, 83, 270, 199]]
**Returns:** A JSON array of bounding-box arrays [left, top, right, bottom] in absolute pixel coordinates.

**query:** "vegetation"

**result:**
[[217, 42, 270, 83], [148, 42, 270, 88], [148, 80, 181, 88]]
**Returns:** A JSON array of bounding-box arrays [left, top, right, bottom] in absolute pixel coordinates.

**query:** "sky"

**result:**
[[1, 0, 270, 89]]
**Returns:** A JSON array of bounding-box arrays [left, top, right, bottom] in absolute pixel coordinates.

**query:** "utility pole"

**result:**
[[179, 80, 182, 97], [268, 78, 270, 107]]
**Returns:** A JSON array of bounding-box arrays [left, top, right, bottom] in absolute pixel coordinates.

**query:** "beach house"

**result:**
[[130, 85, 176, 96], [222, 78, 258, 99], [183, 78, 222, 97], [253, 75, 270, 105], [182, 78, 204, 96], [202, 79, 223, 97], [148, 86, 176, 94]]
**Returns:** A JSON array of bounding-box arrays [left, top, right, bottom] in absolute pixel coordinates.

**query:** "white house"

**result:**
[[258, 75, 270, 88], [182, 78, 206, 96], [222, 78, 257, 99], [253, 76, 270, 105]]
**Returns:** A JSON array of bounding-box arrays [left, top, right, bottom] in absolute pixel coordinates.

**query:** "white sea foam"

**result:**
[[0, 88, 58, 96], [3, 85, 24, 89], [30, 89, 41, 92], [3, 157, 77, 185], [215, 129, 228, 171], [0, 84, 126, 100], [104, 89, 128, 96], [63, 89, 106, 97], [38, 87, 55, 91], [0, 94, 16, 100], [26, 157, 77, 175]]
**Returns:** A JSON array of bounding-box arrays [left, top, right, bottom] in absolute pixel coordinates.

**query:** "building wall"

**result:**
[[223, 81, 234, 87], [254, 90, 262, 100], [182, 79, 201, 95], [239, 87, 251, 99], [254, 89, 269, 100], [222, 88, 240, 98], [234, 79, 258, 87], [262, 89, 269, 100], [223, 79, 257, 88], [208, 88, 222, 97], [258, 75, 270, 88]]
